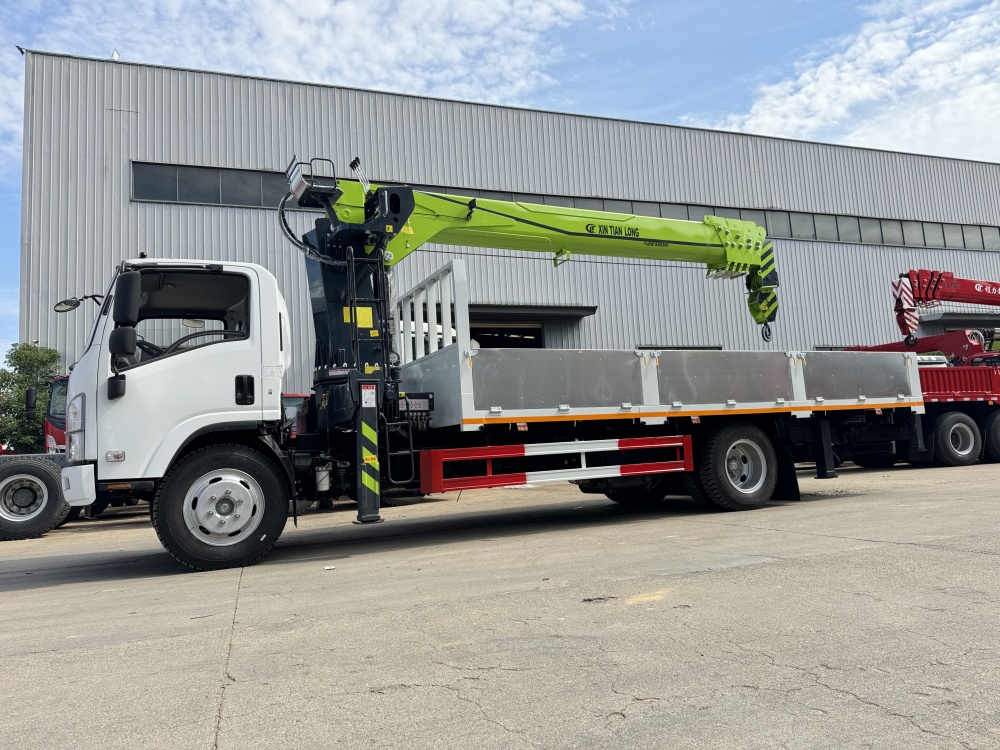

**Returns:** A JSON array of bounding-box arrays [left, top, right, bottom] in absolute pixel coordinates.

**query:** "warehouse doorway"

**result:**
[[469, 320, 544, 348], [467, 304, 596, 349]]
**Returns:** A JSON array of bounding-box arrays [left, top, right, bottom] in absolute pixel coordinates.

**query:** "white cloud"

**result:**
[[696, 0, 1000, 162], [0, 0, 626, 181]]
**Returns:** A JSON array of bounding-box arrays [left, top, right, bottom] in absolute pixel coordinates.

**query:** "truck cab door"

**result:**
[[95, 267, 264, 481]]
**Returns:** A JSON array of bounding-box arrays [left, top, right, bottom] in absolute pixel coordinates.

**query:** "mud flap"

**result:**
[[774, 445, 801, 502]]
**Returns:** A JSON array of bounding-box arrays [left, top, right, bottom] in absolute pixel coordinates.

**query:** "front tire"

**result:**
[[697, 423, 778, 511], [0, 459, 71, 541], [933, 411, 981, 467], [151, 445, 288, 571]]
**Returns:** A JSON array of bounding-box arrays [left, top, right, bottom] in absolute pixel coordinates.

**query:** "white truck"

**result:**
[[59, 159, 924, 570]]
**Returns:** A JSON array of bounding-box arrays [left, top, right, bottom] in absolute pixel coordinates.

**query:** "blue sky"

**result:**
[[1, 0, 999, 355]]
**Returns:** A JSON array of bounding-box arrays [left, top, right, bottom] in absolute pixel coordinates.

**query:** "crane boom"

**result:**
[[282, 158, 779, 333], [893, 269, 1000, 338]]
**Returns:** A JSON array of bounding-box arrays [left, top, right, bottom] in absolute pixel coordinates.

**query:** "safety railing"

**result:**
[[396, 260, 471, 365]]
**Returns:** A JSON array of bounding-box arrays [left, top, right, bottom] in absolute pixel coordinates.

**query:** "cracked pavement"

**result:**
[[1, 463, 999, 749]]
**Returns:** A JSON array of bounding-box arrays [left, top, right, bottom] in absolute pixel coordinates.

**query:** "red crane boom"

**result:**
[[894, 269, 1000, 338]]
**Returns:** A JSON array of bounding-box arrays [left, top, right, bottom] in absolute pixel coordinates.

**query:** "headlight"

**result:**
[[66, 394, 85, 462], [67, 432, 85, 463], [66, 394, 85, 433]]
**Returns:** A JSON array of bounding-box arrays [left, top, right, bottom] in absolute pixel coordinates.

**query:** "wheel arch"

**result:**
[[164, 423, 296, 497]]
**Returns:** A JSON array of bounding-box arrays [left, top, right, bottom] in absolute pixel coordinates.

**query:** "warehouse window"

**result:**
[[881, 220, 904, 246], [688, 205, 713, 222], [660, 203, 688, 220], [920, 222, 943, 247], [901, 221, 925, 247], [983, 227, 1000, 251], [543, 194, 574, 208], [814, 214, 839, 241], [859, 218, 882, 244], [632, 201, 660, 217], [765, 211, 791, 237], [714, 207, 742, 220], [836, 216, 861, 243], [133, 163, 178, 202], [574, 197, 604, 211], [790, 212, 816, 240], [132, 162, 289, 208], [943, 224, 965, 249], [963, 225, 984, 250]]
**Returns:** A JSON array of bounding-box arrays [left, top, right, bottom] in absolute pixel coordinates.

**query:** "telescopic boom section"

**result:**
[[283, 158, 779, 335]]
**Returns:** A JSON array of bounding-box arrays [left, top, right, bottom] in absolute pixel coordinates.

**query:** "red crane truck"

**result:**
[[849, 270, 1000, 467]]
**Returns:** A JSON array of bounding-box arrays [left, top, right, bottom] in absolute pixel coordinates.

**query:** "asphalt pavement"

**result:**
[[1, 464, 998, 749]]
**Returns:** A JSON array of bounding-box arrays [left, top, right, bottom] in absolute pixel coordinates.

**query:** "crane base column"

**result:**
[[354, 380, 383, 524]]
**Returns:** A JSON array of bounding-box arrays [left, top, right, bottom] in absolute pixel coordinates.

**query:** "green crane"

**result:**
[[282, 158, 779, 340]]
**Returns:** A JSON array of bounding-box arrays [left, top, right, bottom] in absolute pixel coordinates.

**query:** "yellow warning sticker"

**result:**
[[364, 364, 381, 374], [343, 306, 374, 328], [385, 225, 394, 233], [401, 224, 414, 235], [370, 329, 379, 338]]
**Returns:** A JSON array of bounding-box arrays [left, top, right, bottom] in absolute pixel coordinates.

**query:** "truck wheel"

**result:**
[[605, 476, 679, 508], [151, 445, 289, 571], [851, 454, 897, 469], [56, 505, 83, 528], [0, 459, 71, 541], [697, 423, 778, 511], [933, 411, 981, 467], [681, 473, 711, 507], [982, 412, 1000, 463]]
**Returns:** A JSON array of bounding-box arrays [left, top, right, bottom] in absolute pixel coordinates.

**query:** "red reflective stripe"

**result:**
[[617, 436, 686, 449], [432, 473, 528, 492], [619, 460, 688, 476], [424, 444, 526, 460]]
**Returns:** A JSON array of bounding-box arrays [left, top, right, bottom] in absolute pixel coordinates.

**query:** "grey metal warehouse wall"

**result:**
[[20, 51, 1000, 392]]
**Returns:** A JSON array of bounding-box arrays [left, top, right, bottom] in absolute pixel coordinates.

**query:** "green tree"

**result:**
[[0, 343, 61, 453]]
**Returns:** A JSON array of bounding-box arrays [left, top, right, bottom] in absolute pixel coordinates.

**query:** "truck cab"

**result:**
[[61, 260, 291, 509]]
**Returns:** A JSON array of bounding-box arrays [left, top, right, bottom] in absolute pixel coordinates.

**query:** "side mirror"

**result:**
[[113, 271, 142, 326], [109, 326, 137, 356], [25, 387, 37, 421], [107, 376, 126, 400]]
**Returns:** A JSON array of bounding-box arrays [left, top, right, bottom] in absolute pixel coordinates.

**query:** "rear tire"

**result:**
[[151, 445, 289, 571], [982, 411, 1000, 463], [933, 411, 981, 467], [697, 423, 778, 511], [0, 459, 70, 541]]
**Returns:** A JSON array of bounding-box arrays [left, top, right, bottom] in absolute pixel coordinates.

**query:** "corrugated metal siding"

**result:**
[[19, 51, 1000, 391]]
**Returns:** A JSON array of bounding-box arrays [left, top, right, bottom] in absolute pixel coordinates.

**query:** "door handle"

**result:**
[[235, 375, 255, 405]]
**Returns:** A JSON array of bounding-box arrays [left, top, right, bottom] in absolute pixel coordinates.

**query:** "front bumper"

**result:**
[[61, 464, 97, 506]]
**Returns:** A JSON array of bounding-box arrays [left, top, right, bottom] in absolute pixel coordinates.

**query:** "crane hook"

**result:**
[[761, 322, 773, 343]]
